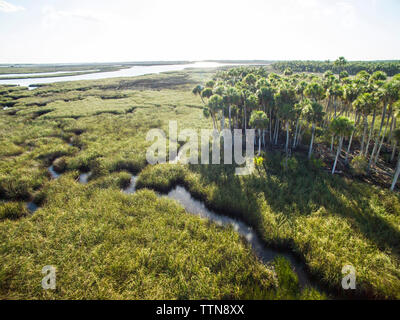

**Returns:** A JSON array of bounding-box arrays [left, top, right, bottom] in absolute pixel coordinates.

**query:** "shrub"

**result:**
[[0, 142, 24, 157], [273, 256, 300, 298], [351, 155, 368, 176], [309, 157, 325, 172], [0, 202, 28, 220], [0, 177, 31, 200], [67, 152, 100, 172], [89, 172, 132, 190], [110, 159, 141, 174], [90, 159, 108, 179], [281, 157, 298, 173], [53, 157, 67, 173]]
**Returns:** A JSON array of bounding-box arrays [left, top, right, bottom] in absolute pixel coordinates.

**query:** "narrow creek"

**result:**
[[34, 165, 330, 295], [122, 174, 319, 292]]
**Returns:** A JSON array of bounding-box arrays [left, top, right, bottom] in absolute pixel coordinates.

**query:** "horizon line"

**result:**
[[1, 58, 400, 66]]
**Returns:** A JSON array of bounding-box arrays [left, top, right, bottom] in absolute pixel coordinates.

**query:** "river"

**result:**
[[0, 62, 250, 87]]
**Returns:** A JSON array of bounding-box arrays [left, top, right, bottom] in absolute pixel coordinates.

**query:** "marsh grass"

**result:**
[[0, 174, 281, 299], [136, 154, 400, 299], [0, 69, 399, 299], [0, 201, 28, 221]]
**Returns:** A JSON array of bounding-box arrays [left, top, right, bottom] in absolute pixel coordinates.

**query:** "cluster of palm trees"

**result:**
[[273, 58, 400, 77], [192, 64, 400, 191]]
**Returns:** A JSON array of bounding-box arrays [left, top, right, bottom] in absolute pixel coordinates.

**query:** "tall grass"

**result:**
[[0, 69, 399, 299]]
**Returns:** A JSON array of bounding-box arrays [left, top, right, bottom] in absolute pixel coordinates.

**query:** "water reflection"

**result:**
[[0, 62, 262, 87], [26, 202, 38, 213], [166, 185, 311, 288], [48, 165, 61, 179], [123, 176, 137, 194], [122, 176, 312, 289], [79, 172, 92, 184]]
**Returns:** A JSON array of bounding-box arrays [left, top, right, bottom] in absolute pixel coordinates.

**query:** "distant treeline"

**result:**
[[273, 60, 400, 76]]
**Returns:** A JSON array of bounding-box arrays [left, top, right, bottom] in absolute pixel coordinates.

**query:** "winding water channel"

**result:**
[[25, 163, 331, 296], [0, 62, 250, 87]]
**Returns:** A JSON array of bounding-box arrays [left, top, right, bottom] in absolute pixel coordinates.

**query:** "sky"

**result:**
[[0, 0, 399, 64]]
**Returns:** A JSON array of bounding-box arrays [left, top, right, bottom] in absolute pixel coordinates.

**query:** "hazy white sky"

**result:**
[[0, 0, 399, 63]]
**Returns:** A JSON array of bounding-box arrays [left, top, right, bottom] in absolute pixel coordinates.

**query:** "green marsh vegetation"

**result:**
[[0, 62, 399, 299], [273, 58, 400, 77], [189, 60, 400, 298], [0, 69, 322, 299], [0, 64, 127, 80]]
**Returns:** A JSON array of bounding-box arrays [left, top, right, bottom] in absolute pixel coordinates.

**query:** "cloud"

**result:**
[[0, 0, 24, 13]]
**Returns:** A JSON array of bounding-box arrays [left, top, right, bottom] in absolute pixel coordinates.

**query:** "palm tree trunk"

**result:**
[[211, 113, 216, 130], [374, 108, 392, 164], [345, 130, 355, 164], [269, 108, 272, 143], [368, 136, 379, 172], [258, 129, 261, 155], [228, 105, 232, 130], [371, 103, 388, 159], [390, 154, 400, 191], [221, 110, 225, 131], [334, 98, 337, 118], [391, 141, 397, 163], [330, 136, 335, 152], [285, 122, 289, 155], [296, 122, 302, 147], [293, 119, 299, 149], [365, 109, 376, 156], [308, 123, 315, 160], [361, 115, 368, 154], [332, 136, 343, 174], [274, 118, 280, 145], [345, 113, 359, 164], [389, 113, 395, 142], [244, 104, 247, 130], [262, 130, 265, 149]]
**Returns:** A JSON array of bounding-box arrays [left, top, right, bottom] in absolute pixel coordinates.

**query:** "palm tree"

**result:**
[[364, 99, 379, 157], [339, 71, 349, 81], [205, 80, 215, 88], [278, 103, 295, 155], [327, 83, 343, 151], [390, 129, 400, 191], [293, 100, 306, 148], [192, 85, 205, 104], [274, 85, 297, 148], [201, 87, 213, 101], [330, 117, 354, 174], [327, 83, 343, 119], [303, 101, 325, 159], [304, 82, 326, 103], [373, 80, 400, 164], [353, 93, 375, 155], [249, 111, 269, 155], [390, 107, 399, 162], [214, 86, 226, 130], [343, 82, 360, 163], [295, 81, 308, 101], [369, 71, 387, 83], [334, 56, 347, 75], [239, 88, 250, 130], [207, 95, 223, 130], [257, 85, 275, 143], [225, 87, 240, 131]]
